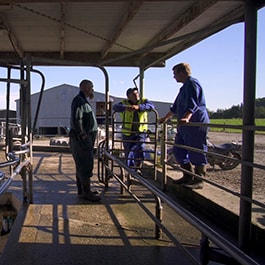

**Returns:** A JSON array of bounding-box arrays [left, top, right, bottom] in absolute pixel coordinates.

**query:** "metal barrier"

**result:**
[[97, 142, 260, 265], [0, 144, 33, 203], [110, 109, 159, 179], [159, 121, 265, 264], [160, 121, 265, 211]]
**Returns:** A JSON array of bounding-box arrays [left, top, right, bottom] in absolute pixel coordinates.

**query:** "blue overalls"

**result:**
[[171, 76, 209, 166]]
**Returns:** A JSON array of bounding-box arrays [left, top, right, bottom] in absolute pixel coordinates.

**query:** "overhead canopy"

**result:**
[[0, 0, 264, 68]]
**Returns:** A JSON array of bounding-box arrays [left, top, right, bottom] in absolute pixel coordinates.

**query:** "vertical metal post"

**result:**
[[155, 196, 162, 239], [28, 163, 33, 203], [20, 61, 27, 145], [161, 123, 167, 191], [98, 66, 109, 151], [97, 66, 110, 185], [5, 67, 11, 154], [25, 54, 33, 164], [139, 67, 144, 98], [25, 55, 32, 137], [239, 0, 257, 252]]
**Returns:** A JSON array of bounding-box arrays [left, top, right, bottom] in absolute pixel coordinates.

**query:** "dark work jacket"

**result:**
[[70, 91, 98, 139]]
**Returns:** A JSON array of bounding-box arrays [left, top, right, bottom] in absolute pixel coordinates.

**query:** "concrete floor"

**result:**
[[0, 149, 264, 265], [0, 152, 203, 265]]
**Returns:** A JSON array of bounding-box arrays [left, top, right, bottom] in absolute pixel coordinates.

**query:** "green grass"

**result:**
[[209, 119, 265, 134]]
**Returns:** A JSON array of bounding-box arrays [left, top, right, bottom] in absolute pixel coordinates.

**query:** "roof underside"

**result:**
[[0, 0, 264, 68]]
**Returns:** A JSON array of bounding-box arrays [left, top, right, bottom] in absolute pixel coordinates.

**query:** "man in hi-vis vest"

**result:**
[[113, 88, 154, 174]]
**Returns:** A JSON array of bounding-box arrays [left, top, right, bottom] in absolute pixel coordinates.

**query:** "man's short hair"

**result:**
[[172, 63, 192, 75], [126, 87, 138, 97], [79, 79, 93, 89]]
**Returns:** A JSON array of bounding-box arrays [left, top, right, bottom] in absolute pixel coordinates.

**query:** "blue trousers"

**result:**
[[173, 126, 208, 166], [122, 133, 147, 168]]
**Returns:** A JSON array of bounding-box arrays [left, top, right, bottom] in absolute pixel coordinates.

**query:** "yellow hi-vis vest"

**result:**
[[121, 99, 148, 136]]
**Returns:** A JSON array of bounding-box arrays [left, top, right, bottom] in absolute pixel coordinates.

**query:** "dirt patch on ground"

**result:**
[[206, 132, 265, 203], [0, 132, 264, 203]]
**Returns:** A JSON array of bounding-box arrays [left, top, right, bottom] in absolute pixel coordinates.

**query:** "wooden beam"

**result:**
[[145, 6, 245, 69], [0, 15, 24, 58], [60, 2, 65, 59], [101, 1, 143, 59], [140, 0, 218, 59]]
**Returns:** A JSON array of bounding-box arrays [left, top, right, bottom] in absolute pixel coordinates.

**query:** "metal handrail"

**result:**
[[161, 125, 265, 211], [111, 109, 159, 178], [97, 118, 264, 264], [0, 158, 31, 195], [159, 121, 265, 263], [103, 151, 200, 265], [103, 150, 260, 265], [0, 146, 32, 203]]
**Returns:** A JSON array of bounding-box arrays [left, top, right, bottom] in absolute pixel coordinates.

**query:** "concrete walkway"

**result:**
[[0, 152, 203, 265], [0, 148, 264, 265]]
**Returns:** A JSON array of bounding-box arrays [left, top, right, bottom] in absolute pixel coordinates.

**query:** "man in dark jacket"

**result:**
[[69, 79, 101, 202]]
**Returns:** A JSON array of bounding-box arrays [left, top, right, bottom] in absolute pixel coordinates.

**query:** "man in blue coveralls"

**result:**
[[160, 63, 209, 189], [113, 88, 154, 173]]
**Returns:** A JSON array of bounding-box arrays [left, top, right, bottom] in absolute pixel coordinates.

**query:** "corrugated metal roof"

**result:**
[[0, 0, 264, 68]]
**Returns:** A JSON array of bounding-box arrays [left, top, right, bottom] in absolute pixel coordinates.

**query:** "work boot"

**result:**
[[82, 191, 101, 202], [81, 178, 101, 202], [184, 165, 205, 189], [172, 163, 193, 185]]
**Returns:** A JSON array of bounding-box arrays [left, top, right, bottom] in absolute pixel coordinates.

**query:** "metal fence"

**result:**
[[97, 119, 264, 265]]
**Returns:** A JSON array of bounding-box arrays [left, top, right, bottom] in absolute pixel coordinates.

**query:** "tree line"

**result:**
[[208, 97, 265, 119]]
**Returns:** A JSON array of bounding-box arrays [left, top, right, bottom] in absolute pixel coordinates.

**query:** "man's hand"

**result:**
[[126, 105, 139, 111], [79, 132, 88, 140], [159, 117, 167, 123], [178, 118, 189, 126]]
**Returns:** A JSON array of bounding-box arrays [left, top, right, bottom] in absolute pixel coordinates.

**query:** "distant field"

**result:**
[[209, 119, 265, 134]]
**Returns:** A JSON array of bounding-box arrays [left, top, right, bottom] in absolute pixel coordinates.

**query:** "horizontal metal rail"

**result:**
[[0, 158, 31, 195], [0, 146, 32, 202], [104, 151, 200, 265], [159, 121, 264, 263], [103, 151, 260, 265], [164, 139, 265, 211]]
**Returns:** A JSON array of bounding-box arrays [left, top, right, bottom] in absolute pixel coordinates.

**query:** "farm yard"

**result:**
[[206, 131, 265, 203]]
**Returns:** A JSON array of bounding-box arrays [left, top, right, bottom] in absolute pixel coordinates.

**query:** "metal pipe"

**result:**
[[97, 66, 109, 152], [161, 122, 167, 191], [139, 67, 144, 99], [104, 151, 259, 265], [104, 160, 200, 265], [0, 158, 31, 195], [25, 54, 32, 142], [5, 67, 11, 153], [31, 68, 45, 132], [239, 0, 257, 252]]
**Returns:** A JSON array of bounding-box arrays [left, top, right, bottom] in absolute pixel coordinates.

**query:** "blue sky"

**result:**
[[1, 7, 264, 112]]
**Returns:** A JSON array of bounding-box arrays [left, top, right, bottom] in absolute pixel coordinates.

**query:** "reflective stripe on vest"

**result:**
[[121, 99, 148, 136]]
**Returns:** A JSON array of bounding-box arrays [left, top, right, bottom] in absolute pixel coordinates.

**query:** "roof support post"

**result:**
[[138, 67, 144, 99], [25, 54, 32, 141], [238, 0, 257, 252], [20, 61, 27, 145], [98, 66, 110, 151], [5, 67, 11, 153]]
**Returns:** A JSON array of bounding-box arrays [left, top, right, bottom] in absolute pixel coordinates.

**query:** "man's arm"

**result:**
[[113, 102, 126, 112], [138, 99, 154, 111], [159, 111, 173, 123]]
